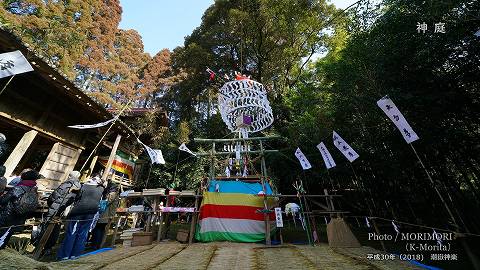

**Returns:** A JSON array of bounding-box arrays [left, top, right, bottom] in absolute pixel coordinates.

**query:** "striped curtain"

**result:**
[[196, 180, 276, 242]]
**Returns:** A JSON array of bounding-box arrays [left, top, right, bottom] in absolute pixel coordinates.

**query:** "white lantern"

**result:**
[[218, 79, 274, 135]]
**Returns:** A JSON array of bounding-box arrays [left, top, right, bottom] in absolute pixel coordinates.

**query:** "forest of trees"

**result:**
[[1, 0, 479, 234]]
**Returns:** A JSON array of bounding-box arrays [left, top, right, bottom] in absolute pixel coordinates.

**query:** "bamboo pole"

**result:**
[[0, 74, 15, 96], [79, 101, 131, 172], [259, 140, 271, 245], [410, 143, 480, 269]]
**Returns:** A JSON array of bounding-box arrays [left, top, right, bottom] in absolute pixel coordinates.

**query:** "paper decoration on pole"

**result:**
[[179, 143, 197, 156], [0, 50, 33, 79], [433, 229, 443, 246], [68, 116, 118, 129], [377, 96, 419, 144], [294, 148, 312, 170], [274, 207, 284, 228], [138, 139, 165, 164], [316, 142, 336, 169], [218, 79, 274, 134], [392, 220, 400, 241], [365, 217, 371, 228], [242, 163, 248, 177], [332, 131, 359, 162], [0, 226, 11, 247]]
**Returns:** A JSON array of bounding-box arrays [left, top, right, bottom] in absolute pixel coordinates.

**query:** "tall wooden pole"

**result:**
[[259, 140, 271, 245], [102, 134, 122, 181], [189, 193, 200, 244]]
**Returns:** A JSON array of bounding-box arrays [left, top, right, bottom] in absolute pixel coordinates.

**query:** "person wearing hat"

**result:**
[[57, 174, 104, 260], [0, 169, 40, 249], [32, 171, 82, 255]]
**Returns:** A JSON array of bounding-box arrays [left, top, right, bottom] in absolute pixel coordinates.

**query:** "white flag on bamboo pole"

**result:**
[[332, 131, 359, 162], [316, 142, 336, 169], [68, 116, 118, 129], [294, 148, 312, 170], [377, 96, 419, 144], [0, 50, 33, 78], [138, 139, 165, 164], [179, 143, 197, 156]]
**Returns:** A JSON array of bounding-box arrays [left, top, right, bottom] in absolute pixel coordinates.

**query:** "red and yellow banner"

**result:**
[[99, 151, 135, 179]]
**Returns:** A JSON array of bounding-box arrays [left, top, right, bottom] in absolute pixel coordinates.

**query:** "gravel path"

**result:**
[[0, 242, 423, 270]]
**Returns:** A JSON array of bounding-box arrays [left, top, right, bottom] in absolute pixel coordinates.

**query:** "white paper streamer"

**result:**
[[377, 96, 419, 143], [68, 116, 117, 129], [433, 229, 443, 246], [294, 148, 312, 170], [0, 50, 34, 78], [392, 220, 400, 241], [332, 131, 359, 162], [179, 143, 197, 156], [317, 142, 336, 169], [365, 217, 371, 228], [138, 139, 165, 164]]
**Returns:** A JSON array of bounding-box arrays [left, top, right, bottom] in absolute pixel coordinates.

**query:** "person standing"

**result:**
[[32, 171, 82, 254], [0, 170, 39, 249], [57, 175, 104, 260], [91, 182, 119, 249]]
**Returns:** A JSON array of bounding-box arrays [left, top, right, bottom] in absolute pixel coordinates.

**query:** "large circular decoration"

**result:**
[[218, 79, 274, 134]]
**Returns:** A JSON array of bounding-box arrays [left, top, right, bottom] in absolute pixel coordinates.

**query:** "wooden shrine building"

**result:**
[[0, 29, 165, 191]]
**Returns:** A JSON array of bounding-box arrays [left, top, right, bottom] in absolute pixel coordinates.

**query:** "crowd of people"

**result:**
[[0, 166, 119, 260]]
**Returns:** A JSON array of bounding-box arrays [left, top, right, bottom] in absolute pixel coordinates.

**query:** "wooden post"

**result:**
[[102, 134, 121, 181], [4, 130, 38, 177], [189, 194, 200, 244], [157, 195, 170, 242], [110, 216, 121, 247], [33, 221, 56, 260]]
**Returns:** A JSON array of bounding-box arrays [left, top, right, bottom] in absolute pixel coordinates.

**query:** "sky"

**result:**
[[119, 0, 355, 56]]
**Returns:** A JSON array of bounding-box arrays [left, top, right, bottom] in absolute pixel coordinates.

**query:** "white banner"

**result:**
[[179, 143, 197, 156], [138, 139, 165, 164], [294, 148, 312, 170], [68, 116, 117, 129], [317, 142, 336, 169], [377, 96, 419, 144], [274, 207, 283, 228], [332, 131, 359, 162], [0, 50, 34, 79]]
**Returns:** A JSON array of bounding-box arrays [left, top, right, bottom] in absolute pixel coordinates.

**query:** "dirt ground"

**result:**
[[0, 242, 422, 270]]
